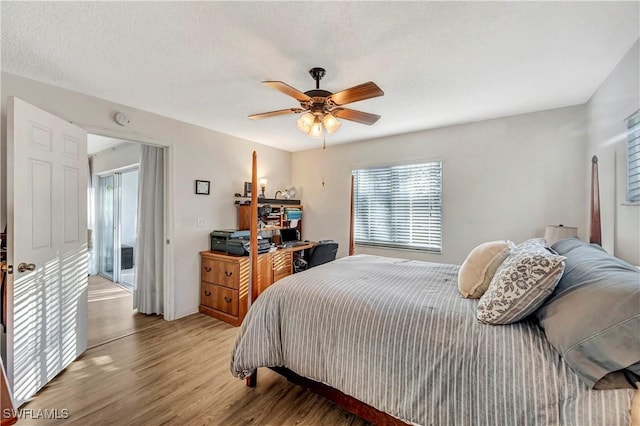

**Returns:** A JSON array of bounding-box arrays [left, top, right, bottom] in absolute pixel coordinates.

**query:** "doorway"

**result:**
[[3, 100, 171, 406], [97, 168, 139, 291], [87, 136, 164, 348]]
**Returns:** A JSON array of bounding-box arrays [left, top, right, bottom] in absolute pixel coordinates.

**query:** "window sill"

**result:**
[[355, 242, 442, 254], [620, 202, 640, 206]]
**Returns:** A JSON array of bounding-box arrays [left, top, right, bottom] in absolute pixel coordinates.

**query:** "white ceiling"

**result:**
[[87, 134, 134, 155], [2, 2, 638, 152]]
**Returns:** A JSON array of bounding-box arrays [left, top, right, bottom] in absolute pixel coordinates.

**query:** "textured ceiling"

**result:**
[[2, 2, 639, 152]]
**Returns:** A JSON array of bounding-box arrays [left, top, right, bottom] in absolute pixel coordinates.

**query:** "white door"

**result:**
[[6, 97, 88, 406]]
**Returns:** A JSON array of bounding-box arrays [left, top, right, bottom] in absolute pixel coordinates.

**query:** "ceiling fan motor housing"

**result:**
[[304, 68, 331, 114], [301, 90, 333, 115]]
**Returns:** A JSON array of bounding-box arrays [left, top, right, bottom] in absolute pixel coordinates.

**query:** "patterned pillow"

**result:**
[[458, 240, 513, 299], [477, 250, 566, 325]]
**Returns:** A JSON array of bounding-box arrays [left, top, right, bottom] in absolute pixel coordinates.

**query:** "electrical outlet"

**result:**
[[196, 217, 205, 228]]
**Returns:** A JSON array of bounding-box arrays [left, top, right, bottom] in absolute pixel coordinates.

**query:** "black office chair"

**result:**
[[294, 240, 339, 272], [308, 240, 339, 268]]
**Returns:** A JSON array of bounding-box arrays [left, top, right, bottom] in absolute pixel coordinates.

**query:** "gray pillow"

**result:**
[[535, 238, 640, 388]]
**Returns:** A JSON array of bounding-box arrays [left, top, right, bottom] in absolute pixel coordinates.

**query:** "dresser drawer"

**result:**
[[272, 250, 292, 282], [201, 258, 240, 289], [201, 283, 239, 316]]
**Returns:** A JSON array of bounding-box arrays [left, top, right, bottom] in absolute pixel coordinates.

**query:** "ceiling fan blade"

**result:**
[[248, 108, 304, 120], [333, 108, 381, 125], [263, 81, 312, 102], [328, 82, 384, 106]]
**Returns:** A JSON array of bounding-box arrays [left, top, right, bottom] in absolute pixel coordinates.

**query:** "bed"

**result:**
[[230, 153, 638, 425]]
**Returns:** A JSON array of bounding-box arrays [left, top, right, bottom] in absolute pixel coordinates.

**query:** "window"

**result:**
[[352, 161, 442, 252], [627, 110, 640, 202]]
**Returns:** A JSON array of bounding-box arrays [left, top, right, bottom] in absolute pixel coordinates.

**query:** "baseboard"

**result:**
[[174, 308, 199, 320]]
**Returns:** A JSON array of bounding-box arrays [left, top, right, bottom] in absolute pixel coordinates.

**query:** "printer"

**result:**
[[210, 230, 270, 256]]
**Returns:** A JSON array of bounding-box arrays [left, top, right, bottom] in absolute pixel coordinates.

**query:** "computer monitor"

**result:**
[[280, 228, 299, 243]]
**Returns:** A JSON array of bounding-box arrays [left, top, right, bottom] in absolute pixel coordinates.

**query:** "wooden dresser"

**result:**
[[199, 248, 301, 326]]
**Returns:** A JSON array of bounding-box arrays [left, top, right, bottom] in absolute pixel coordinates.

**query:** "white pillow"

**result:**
[[458, 240, 512, 299]]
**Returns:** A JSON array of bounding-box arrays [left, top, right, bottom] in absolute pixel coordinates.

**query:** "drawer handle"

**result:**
[[204, 290, 212, 296], [204, 266, 212, 272], [224, 296, 232, 303], [225, 271, 233, 277]]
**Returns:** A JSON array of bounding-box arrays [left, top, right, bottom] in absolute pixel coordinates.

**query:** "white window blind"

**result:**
[[627, 110, 640, 202], [352, 161, 442, 252]]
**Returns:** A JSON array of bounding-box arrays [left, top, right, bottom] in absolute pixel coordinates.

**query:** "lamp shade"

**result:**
[[309, 118, 323, 138], [259, 178, 268, 188], [322, 113, 341, 134], [544, 225, 578, 246], [296, 113, 314, 133]]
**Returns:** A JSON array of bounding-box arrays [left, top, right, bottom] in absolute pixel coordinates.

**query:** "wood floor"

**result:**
[[88, 275, 163, 348], [23, 313, 370, 426]]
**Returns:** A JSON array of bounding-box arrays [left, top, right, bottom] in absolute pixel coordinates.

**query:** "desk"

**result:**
[[278, 242, 315, 252], [199, 243, 316, 326], [276, 242, 314, 278]]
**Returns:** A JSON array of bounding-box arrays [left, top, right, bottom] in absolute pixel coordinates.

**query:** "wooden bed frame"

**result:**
[[242, 152, 635, 425], [590, 155, 602, 245]]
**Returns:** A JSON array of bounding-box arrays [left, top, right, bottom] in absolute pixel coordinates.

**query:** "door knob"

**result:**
[[17, 263, 36, 273]]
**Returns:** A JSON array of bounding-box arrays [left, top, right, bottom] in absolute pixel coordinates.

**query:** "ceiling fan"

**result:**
[[248, 67, 384, 137]]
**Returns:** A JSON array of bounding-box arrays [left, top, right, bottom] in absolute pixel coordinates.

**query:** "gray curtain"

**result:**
[[134, 145, 164, 315]]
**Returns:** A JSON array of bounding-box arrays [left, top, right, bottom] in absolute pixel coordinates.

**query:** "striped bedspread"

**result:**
[[230, 254, 633, 425]]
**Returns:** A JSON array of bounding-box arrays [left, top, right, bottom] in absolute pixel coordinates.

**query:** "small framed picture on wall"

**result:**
[[195, 180, 210, 195], [243, 181, 252, 197]]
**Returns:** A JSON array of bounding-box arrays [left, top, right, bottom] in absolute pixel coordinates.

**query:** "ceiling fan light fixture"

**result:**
[[322, 113, 341, 134], [309, 117, 323, 138], [296, 112, 314, 134]]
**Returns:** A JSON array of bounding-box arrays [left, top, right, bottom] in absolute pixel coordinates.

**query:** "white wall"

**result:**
[[293, 105, 588, 265], [0, 72, 292, 319], [92, 142, 140, 175], [586, 39, 640, 265]]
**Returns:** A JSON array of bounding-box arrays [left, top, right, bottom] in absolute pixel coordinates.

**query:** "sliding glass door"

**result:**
[[98, 175, 115, 280], [119, 169, 138, 288], [97, 168, 139, 290]]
